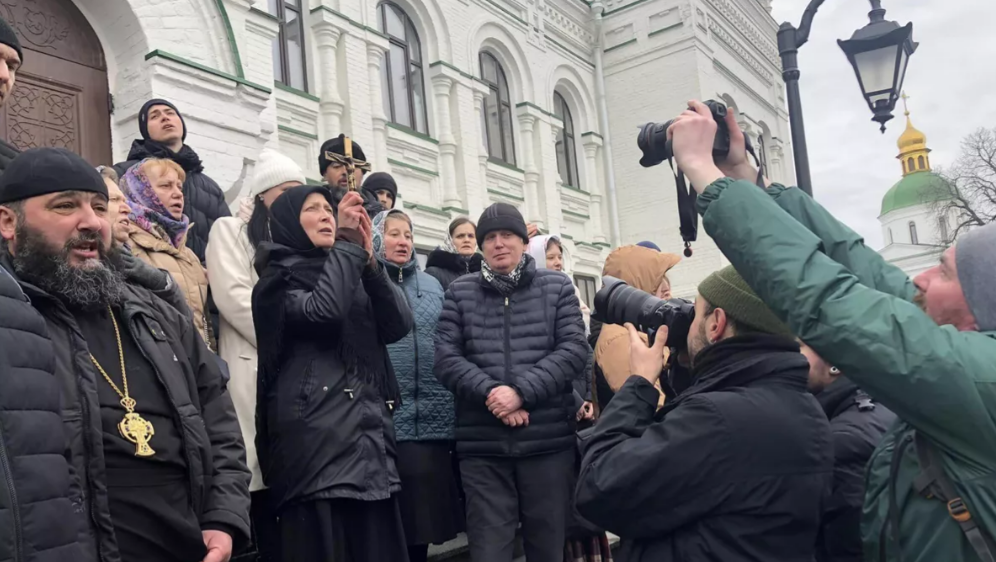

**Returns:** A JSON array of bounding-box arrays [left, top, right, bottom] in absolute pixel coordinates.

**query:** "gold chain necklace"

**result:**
[[88, 306, 156, 457]]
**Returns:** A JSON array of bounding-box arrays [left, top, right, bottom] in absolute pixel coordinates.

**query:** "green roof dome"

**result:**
[[880, 171, 952, 216]]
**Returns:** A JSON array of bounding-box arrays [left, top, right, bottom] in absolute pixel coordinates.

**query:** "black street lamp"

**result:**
[[778, 0, 917, 196]]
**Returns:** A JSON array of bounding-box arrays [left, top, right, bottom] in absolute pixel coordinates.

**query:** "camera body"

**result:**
[[592, 276, 695, 349], [637, 99, 732, 168]]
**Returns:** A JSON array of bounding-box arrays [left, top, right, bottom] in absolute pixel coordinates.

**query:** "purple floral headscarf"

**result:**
[[120, 158, 191, 249]]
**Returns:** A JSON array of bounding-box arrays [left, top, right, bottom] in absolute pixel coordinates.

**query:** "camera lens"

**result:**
[[637, 121, 672, 168], [594, 276, 665, 330]]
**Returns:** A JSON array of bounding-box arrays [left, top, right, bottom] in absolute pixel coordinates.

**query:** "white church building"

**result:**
[[1, 0, 793, 303], [877, 103, 957, 278]]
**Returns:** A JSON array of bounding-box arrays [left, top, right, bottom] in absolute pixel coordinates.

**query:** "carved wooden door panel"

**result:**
[[0, 0, 111, 166]]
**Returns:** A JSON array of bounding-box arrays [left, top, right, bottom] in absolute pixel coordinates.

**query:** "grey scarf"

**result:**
[[482, 254, 528, 296]]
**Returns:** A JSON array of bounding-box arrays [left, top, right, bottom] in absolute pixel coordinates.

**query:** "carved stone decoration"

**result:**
[[0, 0, 105, 69], [702, 0, 780, 69], [5, 74, 80, 152], [708, 18, 773, 84]]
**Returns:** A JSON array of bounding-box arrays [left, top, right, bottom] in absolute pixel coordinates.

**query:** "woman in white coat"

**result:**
[[205, 149, 305, 561]]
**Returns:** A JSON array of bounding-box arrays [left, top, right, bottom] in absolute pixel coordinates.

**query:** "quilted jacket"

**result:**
[[434, 255, 589, 456], [381, 256, 454, 441]]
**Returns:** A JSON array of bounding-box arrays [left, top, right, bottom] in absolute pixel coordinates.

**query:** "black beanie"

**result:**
[[0, 17, 22, 65], [319, 134, 367, 176], [363, 172, 397, 202], [138, 99, 187, 142], [477, 203, 528, 248], [0, 148, 107, 204]]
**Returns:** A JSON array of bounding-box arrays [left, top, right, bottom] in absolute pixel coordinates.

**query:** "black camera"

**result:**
[[637, 99, 733, 168], [592, 276, 695, 349]]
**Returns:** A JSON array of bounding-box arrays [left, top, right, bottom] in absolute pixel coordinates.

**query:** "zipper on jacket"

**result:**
[[0, 421, 23, 561], [126, 312, 200, 512], [503, 297, 512, 386], [397, 272, 419, 439]]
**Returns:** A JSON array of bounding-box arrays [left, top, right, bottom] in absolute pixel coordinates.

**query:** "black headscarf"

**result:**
[[253, 185, 399, 409], [268, 185, 335, 251]]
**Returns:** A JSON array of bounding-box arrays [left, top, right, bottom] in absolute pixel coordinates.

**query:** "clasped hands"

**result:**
[[486, 386, 529, 427]]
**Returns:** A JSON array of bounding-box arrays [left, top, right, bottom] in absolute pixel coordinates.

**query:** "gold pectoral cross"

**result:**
[[119, 409, 156, 458]]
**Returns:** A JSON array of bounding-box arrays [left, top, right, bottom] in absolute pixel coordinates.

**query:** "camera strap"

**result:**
[[667, 139, 764, 258]]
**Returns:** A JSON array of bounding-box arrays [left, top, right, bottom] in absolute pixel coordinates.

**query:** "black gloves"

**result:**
[[118, 249, 171, 291]]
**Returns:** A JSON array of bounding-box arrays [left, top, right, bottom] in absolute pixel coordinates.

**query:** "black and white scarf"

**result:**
[[482, 254, 528, 296]]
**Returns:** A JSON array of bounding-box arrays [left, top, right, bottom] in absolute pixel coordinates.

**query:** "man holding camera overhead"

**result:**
[[667, 100, 996, 562], [576, 264, 832, 562]]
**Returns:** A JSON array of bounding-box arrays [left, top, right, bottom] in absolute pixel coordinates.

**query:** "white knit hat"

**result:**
[[249, 149, 306, 198]]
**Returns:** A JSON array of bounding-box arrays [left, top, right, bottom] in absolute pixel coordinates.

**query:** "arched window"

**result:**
[[378, 2, 428, 134], [552, 92, 579, 188], [908, 157, 915, 171], [918, 155, 926, 170], [888, 227, 893, 245], [909, 221, 919, 245], [479, 52, 515, 164], [757, 134, 769, 176], [938, 216, 949, 241]]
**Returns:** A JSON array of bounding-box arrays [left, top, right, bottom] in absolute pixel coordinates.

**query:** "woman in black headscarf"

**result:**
[[252, 186, 414, 561]]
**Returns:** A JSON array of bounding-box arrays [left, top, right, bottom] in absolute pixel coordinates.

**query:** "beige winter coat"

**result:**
[[128, 225, 213, 351], [595, 245, 681, 407], [205, 217, 263, 491]]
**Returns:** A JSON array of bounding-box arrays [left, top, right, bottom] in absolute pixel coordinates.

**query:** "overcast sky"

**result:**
[[768, 0, 996, 249]]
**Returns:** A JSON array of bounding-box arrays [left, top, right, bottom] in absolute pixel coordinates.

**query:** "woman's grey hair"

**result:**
[[96, 165, 119, 184]]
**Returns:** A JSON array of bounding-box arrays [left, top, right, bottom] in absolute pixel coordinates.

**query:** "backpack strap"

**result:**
[[912, 431, 996, 562]]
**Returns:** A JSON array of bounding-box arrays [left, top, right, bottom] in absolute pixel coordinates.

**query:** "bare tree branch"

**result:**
[[931, 127, 996, 245]]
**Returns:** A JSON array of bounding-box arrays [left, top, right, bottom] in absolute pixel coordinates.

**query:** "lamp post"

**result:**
[[778, 0, 917, 196]]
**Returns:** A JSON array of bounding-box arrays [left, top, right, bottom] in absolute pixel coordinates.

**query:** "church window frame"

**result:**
[[909, 221, 919, 245], [908, 157, 915, 172], [269, 0, 308, 92], [918, 155, 926, 170], [938, 216, 949, 241], [553, 91, 580, 189], [377, 2, 429, 134], [479, 51, 516, 165]]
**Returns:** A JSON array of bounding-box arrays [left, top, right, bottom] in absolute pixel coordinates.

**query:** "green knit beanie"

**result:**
[[698, 265, 791, 336]]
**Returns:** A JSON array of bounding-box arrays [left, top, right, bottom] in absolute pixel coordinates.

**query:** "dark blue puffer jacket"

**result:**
[[434, 254, 588, 456]]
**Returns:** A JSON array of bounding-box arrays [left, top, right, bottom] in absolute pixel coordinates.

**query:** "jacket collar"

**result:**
[[661, 334, 808, 416], [815, 377, 869, 419], [476, 253, 537, 293], [426, 247, 482, 274], [129, 225, 193, 258]]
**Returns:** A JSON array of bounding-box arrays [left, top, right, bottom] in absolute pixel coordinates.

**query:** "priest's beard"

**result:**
[[11, 223, 126, 309]]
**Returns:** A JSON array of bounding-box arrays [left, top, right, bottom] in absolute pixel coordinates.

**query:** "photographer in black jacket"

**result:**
[[577, 265, 832, 562]]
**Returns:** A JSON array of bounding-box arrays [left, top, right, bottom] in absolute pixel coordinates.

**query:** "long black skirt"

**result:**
[[397, 440, 465, 546], [279, 496, 409, 562]]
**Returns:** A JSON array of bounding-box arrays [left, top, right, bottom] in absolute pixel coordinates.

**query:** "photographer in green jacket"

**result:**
[[666, 100, 996, 562]]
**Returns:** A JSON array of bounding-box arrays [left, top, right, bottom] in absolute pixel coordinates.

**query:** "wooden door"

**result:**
[[0, 0, 111, 166]]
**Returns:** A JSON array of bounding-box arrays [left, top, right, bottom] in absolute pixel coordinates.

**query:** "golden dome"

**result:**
[[897, 113, 927, 152]]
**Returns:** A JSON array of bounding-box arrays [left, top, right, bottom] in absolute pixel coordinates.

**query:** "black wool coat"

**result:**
[[434, 257, 588, 457]]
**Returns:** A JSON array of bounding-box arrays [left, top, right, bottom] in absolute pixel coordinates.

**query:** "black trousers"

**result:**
[[460, 449, 575, 562]]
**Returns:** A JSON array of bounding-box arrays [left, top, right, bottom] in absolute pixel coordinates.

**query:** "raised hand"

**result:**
[[626, 323, 669, 385]]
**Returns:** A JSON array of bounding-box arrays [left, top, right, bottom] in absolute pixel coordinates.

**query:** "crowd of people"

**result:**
[[0, 14, 994, 562]]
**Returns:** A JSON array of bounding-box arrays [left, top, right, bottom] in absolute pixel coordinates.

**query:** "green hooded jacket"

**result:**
[[695, 178, 996, 562]]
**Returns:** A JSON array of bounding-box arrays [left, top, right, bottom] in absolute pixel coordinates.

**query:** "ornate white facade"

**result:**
[[10, 0, 792, 298]]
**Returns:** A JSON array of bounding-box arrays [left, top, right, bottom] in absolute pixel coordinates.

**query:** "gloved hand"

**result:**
[[118, 249, 170, 291]]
